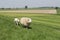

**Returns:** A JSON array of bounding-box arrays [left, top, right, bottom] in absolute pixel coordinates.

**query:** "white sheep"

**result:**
[[14, 18, 19, 25], [20, 17, 32, 28]]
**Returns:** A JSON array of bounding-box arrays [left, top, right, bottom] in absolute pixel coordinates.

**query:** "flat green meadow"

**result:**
[[0, 9, 60, 40]]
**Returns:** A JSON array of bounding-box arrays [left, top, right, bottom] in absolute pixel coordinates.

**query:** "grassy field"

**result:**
[[0, 9, 60, 40]]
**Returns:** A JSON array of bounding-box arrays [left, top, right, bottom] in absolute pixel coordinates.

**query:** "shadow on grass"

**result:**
[[16, 24, 32, 29]]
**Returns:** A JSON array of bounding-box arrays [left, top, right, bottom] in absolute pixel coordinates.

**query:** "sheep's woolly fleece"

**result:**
[[20, 17, 32, 26]]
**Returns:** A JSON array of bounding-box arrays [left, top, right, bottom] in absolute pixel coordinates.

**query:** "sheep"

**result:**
[[14, 18, 20, 25], [20, 17, 32, 29]]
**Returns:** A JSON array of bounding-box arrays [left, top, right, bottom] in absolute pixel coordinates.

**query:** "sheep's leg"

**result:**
[[27, 25, 32, 29], [16, 23, 18, 25], [22, 25, 27, 28], [22, 25, 32, 29], [23, 25, 27, 28], [24, 25, 30, 28], [15, 21, 19, 26]]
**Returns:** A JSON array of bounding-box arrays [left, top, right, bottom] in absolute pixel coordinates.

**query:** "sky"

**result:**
[[0, 0, 60, 8]]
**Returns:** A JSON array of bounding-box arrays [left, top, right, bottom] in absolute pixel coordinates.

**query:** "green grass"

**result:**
[[0, 12, 60, 40]]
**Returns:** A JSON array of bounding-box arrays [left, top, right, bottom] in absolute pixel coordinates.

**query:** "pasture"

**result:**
[[0, 9, 60, 40]]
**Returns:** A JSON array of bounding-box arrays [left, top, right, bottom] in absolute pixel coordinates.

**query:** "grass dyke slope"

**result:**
[[0, 12, 60, 40]]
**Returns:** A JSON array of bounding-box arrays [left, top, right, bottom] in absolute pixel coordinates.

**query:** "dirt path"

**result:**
[[0, 10, 57, 14]]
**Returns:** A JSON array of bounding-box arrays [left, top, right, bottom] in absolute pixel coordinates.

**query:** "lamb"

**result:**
[[20, 17, 32, 28], [14, 18, 20, 25]]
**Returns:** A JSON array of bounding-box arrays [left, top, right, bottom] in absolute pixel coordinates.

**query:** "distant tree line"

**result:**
[[0, 6, 60, 10]]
